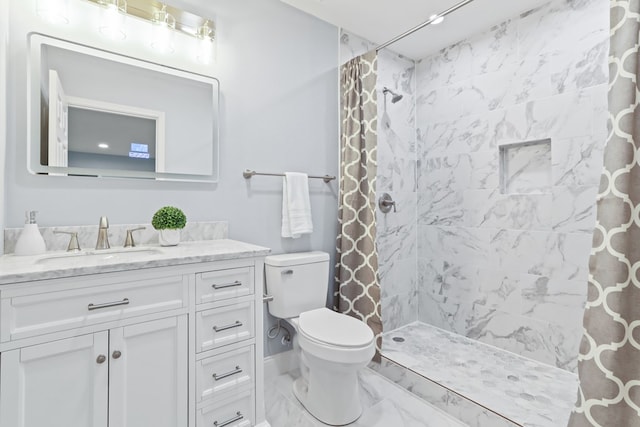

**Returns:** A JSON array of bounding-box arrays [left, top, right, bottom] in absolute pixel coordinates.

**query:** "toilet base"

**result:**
[[292, 351, 364, 426]]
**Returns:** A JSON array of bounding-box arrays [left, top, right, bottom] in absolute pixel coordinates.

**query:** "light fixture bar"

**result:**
[[376, 0, 474, 52], [86, 0, 215, 40]]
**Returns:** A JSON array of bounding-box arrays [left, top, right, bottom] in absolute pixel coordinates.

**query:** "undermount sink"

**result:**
[[35, 247, 164, 265]]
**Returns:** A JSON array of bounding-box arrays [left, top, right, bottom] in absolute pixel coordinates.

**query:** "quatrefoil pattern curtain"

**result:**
[[334, 51, 382, 360], [569, 1, 640, 425]]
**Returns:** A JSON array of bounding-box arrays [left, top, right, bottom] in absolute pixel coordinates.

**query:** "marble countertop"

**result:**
[[0, 239, 271, 285]]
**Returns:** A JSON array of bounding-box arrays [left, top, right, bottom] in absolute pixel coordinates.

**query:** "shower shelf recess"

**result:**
[[499, 139, 552, 195]]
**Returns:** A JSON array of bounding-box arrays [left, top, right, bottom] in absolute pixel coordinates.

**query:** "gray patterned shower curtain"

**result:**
[[334, 51, 383, 361], [568, 1, 640, 425]]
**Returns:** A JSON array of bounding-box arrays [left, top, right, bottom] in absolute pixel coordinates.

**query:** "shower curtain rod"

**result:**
[[376, 0, 475, 52]]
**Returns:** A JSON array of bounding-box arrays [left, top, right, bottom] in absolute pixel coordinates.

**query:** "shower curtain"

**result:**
[[334, 50, 383, 360], [568, 1, 640, 425]]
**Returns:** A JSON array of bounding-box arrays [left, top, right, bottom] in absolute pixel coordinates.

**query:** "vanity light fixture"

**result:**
[[36, 0, 70, 24], [429, 14, 444, 25], [85, 0, 217, 62], [98, 0, 128, 40], [150, 4, 176, 53], [195, 21, 215, 64]]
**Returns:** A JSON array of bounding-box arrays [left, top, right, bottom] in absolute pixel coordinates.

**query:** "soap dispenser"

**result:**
[[14, 211, 47, 256]]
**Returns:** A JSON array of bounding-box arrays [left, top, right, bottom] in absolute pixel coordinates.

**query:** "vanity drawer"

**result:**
[[197, 388, 254, 427], [1, 275, 186, 341], [197, 345, 255, 404], [196, 267, 254, 304], [196, 301, 255, 352]]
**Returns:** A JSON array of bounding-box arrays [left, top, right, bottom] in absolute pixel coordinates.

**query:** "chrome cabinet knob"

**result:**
[[96, 355, 106, 364], [112, 350, 122, 359]]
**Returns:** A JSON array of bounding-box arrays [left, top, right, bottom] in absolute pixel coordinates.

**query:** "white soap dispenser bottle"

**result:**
[[14, 211, 47, 256]]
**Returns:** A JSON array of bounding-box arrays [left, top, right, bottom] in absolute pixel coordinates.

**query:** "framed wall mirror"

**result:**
[[28, 34, 220, 182]]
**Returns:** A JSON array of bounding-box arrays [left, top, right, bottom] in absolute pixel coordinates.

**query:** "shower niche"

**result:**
[[499, 138, 552, 194]]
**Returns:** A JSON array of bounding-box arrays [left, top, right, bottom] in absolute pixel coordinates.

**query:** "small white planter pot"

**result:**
[[158, 229, 181, 246]]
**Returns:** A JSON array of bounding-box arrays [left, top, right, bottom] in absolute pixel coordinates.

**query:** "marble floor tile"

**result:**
[[370, 357, 518, 427], [265, 368, 468, 427]]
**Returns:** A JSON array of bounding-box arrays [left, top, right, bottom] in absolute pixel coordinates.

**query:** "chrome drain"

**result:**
[[392, 336, 405, 342]]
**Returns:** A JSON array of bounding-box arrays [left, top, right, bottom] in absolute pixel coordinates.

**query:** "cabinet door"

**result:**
[[0, 332, 109, 427], [108, 315, 188, 427]]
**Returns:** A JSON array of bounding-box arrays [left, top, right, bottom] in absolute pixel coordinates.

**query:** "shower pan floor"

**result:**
[[376, 322, 579, 427]]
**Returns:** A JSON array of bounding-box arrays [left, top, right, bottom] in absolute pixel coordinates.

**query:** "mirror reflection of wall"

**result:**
[[30, 34, 219, 182], [67, 108, 157, 172]]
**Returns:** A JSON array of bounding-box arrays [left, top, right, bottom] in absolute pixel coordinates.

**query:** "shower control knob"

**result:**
[[379, 193, 397, 213]]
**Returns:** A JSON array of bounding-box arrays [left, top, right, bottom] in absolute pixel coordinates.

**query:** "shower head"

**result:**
[[382, 87, 403, 103]]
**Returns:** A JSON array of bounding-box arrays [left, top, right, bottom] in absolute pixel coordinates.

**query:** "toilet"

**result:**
[[265, 251, 376, 426]]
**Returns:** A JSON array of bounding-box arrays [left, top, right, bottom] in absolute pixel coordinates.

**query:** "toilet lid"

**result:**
[[298, 308, 374, 348]]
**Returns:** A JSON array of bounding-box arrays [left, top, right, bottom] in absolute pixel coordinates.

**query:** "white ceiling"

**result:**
[[280, 0, 551, 59]]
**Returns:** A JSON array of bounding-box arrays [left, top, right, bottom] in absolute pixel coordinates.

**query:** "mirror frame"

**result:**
[[27, 33, 220, 183]]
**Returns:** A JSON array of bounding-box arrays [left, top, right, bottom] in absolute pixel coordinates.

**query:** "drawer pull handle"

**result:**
[[213, 366, 242, 381], [88, 298, 130, 311], [212, 280, 242, 290], [214, 411, 243, 427], [282, 269, 293, 275], [213, 321, 243, 332]]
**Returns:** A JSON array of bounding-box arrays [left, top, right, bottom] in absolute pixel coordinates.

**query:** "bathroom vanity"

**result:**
[[0, 240, 270, 427]]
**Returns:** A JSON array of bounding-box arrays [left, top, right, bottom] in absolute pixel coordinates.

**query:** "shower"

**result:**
[[382, 87, 403, 103]]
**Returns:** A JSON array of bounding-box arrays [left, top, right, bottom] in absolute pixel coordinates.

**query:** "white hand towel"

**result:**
[[281, 172, 313, 238]]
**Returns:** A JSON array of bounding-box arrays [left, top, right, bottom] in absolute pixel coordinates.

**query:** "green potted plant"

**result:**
[[152, 206, 187, 246]]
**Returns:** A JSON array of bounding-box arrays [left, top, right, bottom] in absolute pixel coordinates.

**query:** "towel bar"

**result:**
[[243, 169, 336, 183]]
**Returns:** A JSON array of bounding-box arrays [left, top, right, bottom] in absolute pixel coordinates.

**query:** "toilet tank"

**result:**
[[265, 251, 330, 319]]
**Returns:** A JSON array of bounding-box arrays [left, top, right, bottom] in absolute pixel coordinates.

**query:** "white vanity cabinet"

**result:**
[[0, 243, 269, 427], [194, 266, 259, 427], [108, 316, 188, 427], [1, 316, 187, 427], [1, 332, 110, 427]]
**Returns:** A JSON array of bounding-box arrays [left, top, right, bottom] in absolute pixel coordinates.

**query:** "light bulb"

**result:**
[[196, 22, 215, 64], [150, 5, 176, 54], [36, 0, 70, 24], [98, 0, 127, 40]]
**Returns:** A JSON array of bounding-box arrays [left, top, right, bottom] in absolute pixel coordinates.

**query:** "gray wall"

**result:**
[[4, 0, 339, 356]]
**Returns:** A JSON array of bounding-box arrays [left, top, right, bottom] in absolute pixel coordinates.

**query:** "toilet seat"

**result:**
[[295, 308, 375, 364], [298, 308, 374, 347]]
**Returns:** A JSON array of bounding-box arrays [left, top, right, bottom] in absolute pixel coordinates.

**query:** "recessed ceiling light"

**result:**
[[430, 14, 444, 25], [98, 143, 109, 149]]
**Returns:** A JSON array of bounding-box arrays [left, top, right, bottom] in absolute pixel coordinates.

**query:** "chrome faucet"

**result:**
[[95, 216, 110, 250]]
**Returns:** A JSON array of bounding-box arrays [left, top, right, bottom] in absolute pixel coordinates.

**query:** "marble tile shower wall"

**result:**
[[340, 31, 418, 331], [415, 0, 609, 371]]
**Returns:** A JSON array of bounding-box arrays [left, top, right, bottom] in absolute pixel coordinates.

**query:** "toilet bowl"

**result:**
[[264, 252, 376, 426], [287, 308, 375, 426]]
